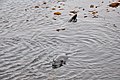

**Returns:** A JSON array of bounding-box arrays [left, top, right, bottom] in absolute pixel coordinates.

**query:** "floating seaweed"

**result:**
[[34, 6, 39, 8], [56, 28, 65, 32], [68, 14, 77, 22], [90, 5, 94, 8], [109, 2, 120, 8], [70, 10, 78, 14], [52, 8, 56, 10]]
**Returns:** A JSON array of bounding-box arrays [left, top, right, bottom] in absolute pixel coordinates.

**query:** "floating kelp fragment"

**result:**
[[70, 10, 78, 14], [92, 15, 98, 18], [46, 16, 48, 18], [106, 9, 110, 12], [58, 6, 61, 8], [56, 29, 60, 32], [26, 20, 29, 22], [43, 2, 47, 4], [59, 8, 64, 10], [52, 8, 56, 10], [54, 12, 61, 15], [84, 16, 88, 18], [113, 24, 117, 27], [25, 9, 27, 11], [89, 11, 98, 15], [109, 2, 120, 8], [83, 8, 85, 11], [90, 5, 94, 8], [56, 28, 65, 31], [61, 28, 65, 30], [92, 11, 98, 15], [68, 14, 77, 22], [95, 6, 98, 8], [34, 6, 39, 8], [53, 17, 56, 20], [46, 6, 49, 8], [89, 11, 98, 18]]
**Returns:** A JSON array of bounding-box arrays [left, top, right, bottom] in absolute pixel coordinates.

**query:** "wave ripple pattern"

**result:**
[[0, 0, 120, 80]]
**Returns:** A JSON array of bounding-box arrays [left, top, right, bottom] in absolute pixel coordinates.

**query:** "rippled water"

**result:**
[[0, 0, 120, 80]]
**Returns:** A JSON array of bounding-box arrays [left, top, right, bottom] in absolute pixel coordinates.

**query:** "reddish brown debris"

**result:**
[[109, 2, 120, 8], [54, 12, 61, 15]]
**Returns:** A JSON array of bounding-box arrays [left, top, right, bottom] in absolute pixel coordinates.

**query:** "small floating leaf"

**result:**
[[54, 12, 61, 15]]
